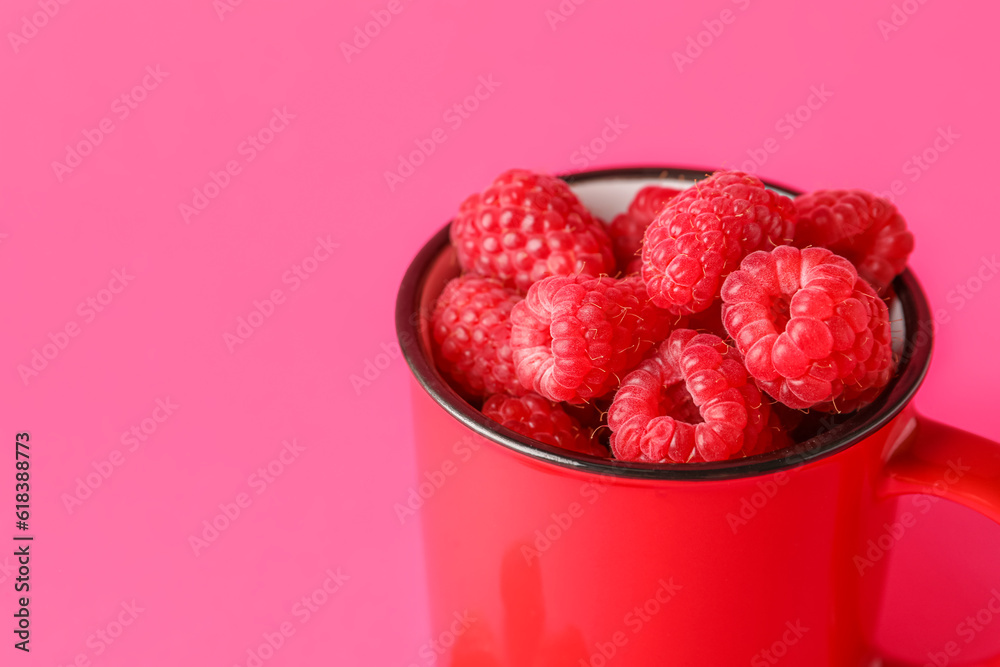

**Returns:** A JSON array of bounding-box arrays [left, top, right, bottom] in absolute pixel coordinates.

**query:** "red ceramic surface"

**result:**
[[397, 168, 1000, 666]]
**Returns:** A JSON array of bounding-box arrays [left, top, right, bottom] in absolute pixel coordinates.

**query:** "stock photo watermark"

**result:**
[[56, 600, 145, 667], [569, 117, 628, 169], [353, 305, 432, 394], [214, 0, 248, 21], [223, 235, 339, 353], [877, 0, 930, 40], [894, 253, 997, 369], [340, 0, 412, 62], [750, 619, 809, 666], [12, 537, 31, 651], [179, 106, 296, 223], [725, 411, 844, 535], [544, 0, 587, 31], [51, 65, 170, 182], [672, 0, 752, 73], [725, 471, 791, 534], [188, 439, 305, 556], [722, 85, 833, 175], [876, 126, 959, 204], [18, 267, 135, 386], [945, 255, 999, 311], [580, 578, 683, 667], [854, 458, 970, 575], [61, 397, 180, 514], [922, 589, 1000, 667], [351, 338, 411, 395], [232, 567, 350, 667], [7, 0, 73, 54], [520, 480, 610, 564], [383, 75, 501, 192], [406, 610, 478, 666], [394, 434, 482, 524]]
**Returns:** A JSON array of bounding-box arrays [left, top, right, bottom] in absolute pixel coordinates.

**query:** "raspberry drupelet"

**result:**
[[721, 245, 894, 411], [451, 169, 616, 293], [607, 329, 771, 463], [641, 170, 796, 315], [431, 275, 526, 398], [793, 189, 914, 293], [608, 185, 681, 274], [482, 393, 605, 456], [510, 274, 672, 404]]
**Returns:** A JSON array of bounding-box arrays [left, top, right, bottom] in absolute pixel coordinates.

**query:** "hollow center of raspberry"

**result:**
[[769, 295, 792, 331], [661, 382, 703, 425]]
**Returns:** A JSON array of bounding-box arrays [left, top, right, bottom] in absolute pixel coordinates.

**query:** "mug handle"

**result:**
[[875, 413, 1000, 666]]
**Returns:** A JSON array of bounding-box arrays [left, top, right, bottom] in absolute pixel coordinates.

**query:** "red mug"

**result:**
[[396, 167, 1000, 666]]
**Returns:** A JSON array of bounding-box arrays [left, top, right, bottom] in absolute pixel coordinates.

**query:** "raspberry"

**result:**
[[641, 170, 796, 315], [818, 278, 894, 412], [721, 245, 894, 411], [794, 189, 914, 292], [451, 169, 616, 293], [431, 275, 526, 398], [510, 274, 672, 404], [683, 299, 726, 338], [608, 186, 680, 274], [607, 330, 770, 463], [482, 393, 605, 456], [747, 406, 796, 457], [561, 398, 611, 435]]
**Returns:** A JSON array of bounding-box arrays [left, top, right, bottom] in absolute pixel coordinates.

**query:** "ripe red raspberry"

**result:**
[[482, 393, 605, 456], [793, 189, 914, 293], [641, 170, 796, 315], [451, 169, 616, 293], [683, 299, 726, 338], [510, 274, 672, 404], [431, 275, 526, 398], [608, 185, 681, 274], [721, 245, 895, 411], [818, 278, 894, 413], [608, 330, 771, 463], [561, 397, 611, 435], [747, 406, 796, 457]]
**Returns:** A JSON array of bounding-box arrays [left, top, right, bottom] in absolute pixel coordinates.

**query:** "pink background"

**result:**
[[1, 0, 998, 664]]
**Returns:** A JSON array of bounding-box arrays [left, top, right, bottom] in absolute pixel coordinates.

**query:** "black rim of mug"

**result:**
[[395, 166, 933, 481]]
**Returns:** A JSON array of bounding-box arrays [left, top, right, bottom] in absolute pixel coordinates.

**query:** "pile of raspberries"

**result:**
[[430, 169, 913, 464]]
